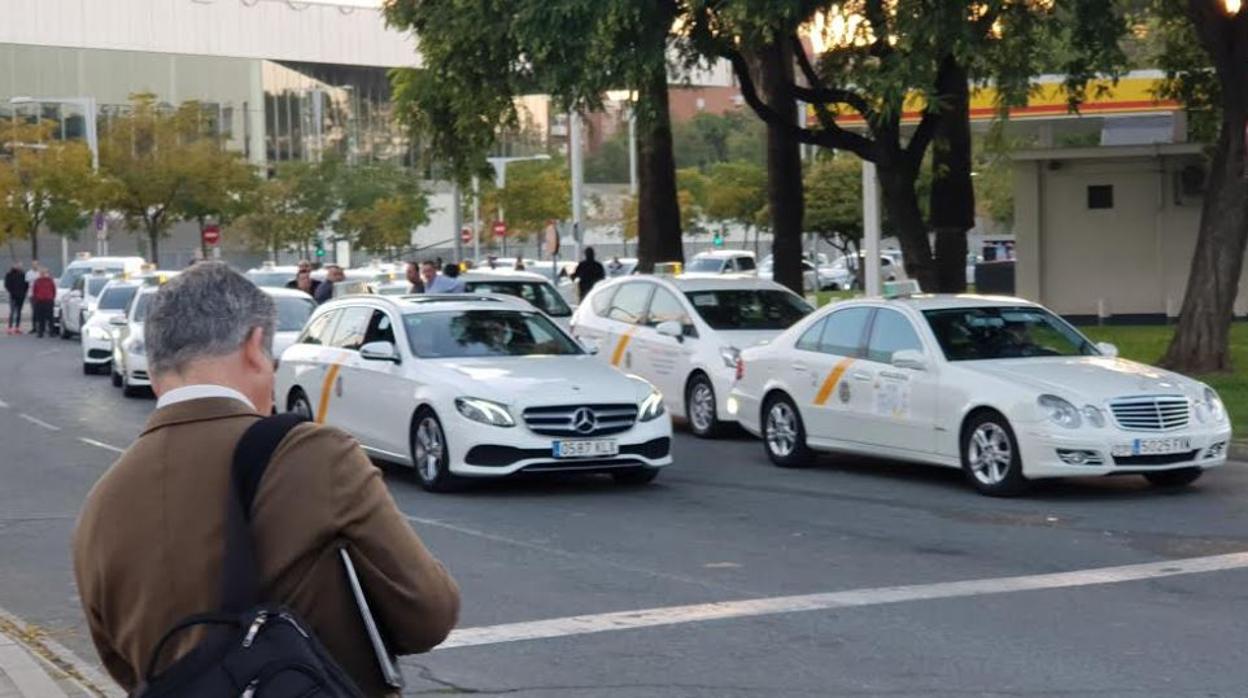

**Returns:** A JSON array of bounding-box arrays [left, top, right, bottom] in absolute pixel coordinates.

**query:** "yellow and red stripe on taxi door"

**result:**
[[315, 354, 349, 424], [813, 357, 856, 406], [610, 328, 637, 368]]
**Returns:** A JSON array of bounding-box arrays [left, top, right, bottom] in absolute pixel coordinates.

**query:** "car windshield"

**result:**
[[58, 266, 91, 289], [923, 306, 1098, 361], [86, 276, 111, 296], [685, 257, 725, 273], [274, 296, 315, 332], [462, 281, 572, 317], [132, 292, 155, 321], [684, 289, 813, 330], [97, 285, 138, 311], [247, 271, 294, 288], [403, 309, 582, 358]]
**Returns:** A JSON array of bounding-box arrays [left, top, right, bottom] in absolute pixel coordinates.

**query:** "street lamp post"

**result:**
[[10, 96, 103, 259]]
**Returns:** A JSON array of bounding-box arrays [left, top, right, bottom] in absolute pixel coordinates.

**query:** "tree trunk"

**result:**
[[756, 38, 805, 295], [929, 55, 973, 293], [1161, 6, 1248, 373], [878, 160, 938, 291], [198, 215, 209, 261], [633, 3, 682, 273], [27, 225, 38, 262], [148, 223, 161, 267]]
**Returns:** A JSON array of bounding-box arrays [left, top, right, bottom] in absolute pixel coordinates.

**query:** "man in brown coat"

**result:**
[[72, 262, 460, 696]]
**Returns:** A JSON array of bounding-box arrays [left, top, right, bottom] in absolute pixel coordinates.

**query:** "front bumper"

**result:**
[[82, 332, 114, 365], [1018, 424, 1233, 479], [123, 352, 151, 386], [707, 366, 741, 425], [443, 409, 673, 478]]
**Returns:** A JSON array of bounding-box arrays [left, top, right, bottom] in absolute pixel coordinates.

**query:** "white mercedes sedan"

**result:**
[[729, 295, 1232, 496], [275, 294, 672, 492]]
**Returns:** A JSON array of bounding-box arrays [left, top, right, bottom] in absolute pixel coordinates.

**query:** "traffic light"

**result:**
[[315, 240, 325, 258], [713, 232, 724, 248]]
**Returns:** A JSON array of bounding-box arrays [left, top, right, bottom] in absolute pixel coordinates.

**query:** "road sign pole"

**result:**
[[862, 161, 882, 296], [472, 176, 481, 263]]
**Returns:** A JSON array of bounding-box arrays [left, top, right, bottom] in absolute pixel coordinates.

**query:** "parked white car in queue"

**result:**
[[571, 275, 813, 438], [58, 270, 115, 338], [729, 295, 1231, 495], [275, 294, 672, 492], [80, 279, 142, 375], [110, 285, 161, 397]]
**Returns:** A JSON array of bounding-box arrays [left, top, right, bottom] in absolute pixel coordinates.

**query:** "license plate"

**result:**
[[553, 440, 619, 459], [1126, 437, 1192, 456]]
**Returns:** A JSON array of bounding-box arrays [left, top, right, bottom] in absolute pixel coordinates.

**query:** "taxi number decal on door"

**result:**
[[813, 358, 856, 406], [315, 360, 347, 424], [610, 328, 637, 368]]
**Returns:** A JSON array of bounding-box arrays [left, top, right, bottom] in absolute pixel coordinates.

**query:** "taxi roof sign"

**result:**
[[883, 279, 922, 298], [652, 262, 683, 276]]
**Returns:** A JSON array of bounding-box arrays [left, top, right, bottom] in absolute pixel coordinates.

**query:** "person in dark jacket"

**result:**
[[4, 263, 27, 335], [30, 269, 57, 338], [313, 264, 345, 305], [572, 247, 605, 302]]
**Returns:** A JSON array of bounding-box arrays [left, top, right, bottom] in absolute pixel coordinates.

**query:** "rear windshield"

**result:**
[[87, 277, 111, 296], [247, 271, 295, 288], [97, 286, 138, 311], [462, 281, 571, 317], [684, 290, 812, 330], [274, 296, 315, 332], [403, 309, 582, 358], [685, 257, 725, 273]]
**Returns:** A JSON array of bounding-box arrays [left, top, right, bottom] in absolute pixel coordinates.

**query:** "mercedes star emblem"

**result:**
[[571, 407, 597, 434]]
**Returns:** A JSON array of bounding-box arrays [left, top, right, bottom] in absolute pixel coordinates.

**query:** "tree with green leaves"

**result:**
[[385, 0, 685, 272], [334, 162, 430, 258], [688, 0, 1126, 293], [482, 158, 571, 244], [233, 177, 315, 260], [0, 120, 100, 260], [99, 96, 223, 265], [173, 141, 257, 259], [804, 155, 863, 261], [704, 160, 768, 249], [1153, 0, 1248, 373]]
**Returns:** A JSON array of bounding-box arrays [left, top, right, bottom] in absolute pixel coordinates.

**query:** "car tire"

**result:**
[[1144, 467, 1203, 488], [411, 409, 461, 493], [82, 362, 97, 376], [612, 466, 661, 485], [961, 411, 1028, 496], [685, 373, 723, 439], [111, 368, 122, 388], [288, 389, 315, 421], [762, 393, 812, 468], [60, 323, 71, 339]]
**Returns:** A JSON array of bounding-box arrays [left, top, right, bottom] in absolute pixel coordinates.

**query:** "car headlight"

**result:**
[[455, 397, 514, 427], [638, 389, 665, 422], [125, 338, 145, 356], [1038, 394, 1081, 429], [719, 346, 741, 369], [86, 326, 110, 340], [1203, 387, 1226, 423], [1080, 405, 1106, 428]]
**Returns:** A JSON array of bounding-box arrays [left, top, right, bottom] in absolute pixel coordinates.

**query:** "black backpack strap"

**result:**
[[221, 413, 308, 613]]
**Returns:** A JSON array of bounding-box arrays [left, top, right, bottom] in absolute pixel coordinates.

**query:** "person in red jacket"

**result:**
[[30, 269, 57, 338]]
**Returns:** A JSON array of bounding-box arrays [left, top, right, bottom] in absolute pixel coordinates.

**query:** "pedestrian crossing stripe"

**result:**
[[610, 328, 636, 368], [813, 358, 855, 406]]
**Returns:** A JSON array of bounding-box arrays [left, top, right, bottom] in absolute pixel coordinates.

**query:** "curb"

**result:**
[[0, 609, 121, 698]]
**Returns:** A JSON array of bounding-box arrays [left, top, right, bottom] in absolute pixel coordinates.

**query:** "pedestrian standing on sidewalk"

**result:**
[[72, 262, 460, 696], [29, 269, 56, 338], [4, 263, 27, 335], [572, 246, 605, 302], [24, 261, 39, 327]]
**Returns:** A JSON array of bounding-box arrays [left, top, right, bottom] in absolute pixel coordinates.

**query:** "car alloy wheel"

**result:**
[[961, 412, 1027, 496], [289, 390, 314, 420], [763, 395, 811, 468], [413, 411, 459, 492], [968, 423, 1012, 486], [687, 375, 720, 438]]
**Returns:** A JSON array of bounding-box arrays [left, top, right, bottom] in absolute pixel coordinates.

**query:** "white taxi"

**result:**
[[53, 255, 146, 332], [459, 270, 574, 330], [729, 295, 1232, 495], [275, 295, 672, 492], [80, 279, 142, 375], [110, 285, 161, 397], [58, 271, 115, 338], [571, 275, 812, 438]]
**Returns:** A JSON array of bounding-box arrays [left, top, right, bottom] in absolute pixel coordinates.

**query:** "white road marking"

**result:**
[[438, 550, 1248, 650], [0, 637, 68, 698], [17, 414, 59, 432], [77, 438, 124, 454]]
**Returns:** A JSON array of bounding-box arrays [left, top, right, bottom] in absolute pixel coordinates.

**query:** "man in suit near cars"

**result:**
[[72, 262, 460, 696]]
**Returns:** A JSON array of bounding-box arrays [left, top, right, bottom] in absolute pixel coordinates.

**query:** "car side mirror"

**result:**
[[892, 349, 928, 371], [108, 315, 128, 327], [359, 341, 400, 363], [1096, 341, 1119, 358], [579, 338, 601, 355], [655, 320, 684, 339]]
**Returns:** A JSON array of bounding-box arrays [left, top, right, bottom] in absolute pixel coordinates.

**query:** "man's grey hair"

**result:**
[[145, 262, 276, 376]]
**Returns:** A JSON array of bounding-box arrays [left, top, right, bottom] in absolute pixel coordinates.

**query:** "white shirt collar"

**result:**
[[155, 384, 257, 411]]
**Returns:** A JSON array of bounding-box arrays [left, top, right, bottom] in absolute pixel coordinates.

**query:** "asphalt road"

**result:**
[[2, 331, 1248, 697]]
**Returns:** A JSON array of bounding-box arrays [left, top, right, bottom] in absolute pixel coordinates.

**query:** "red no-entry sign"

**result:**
[[202, 224, 221, 246], [461, 227, 472, 244], [493, 220, 507, 238]]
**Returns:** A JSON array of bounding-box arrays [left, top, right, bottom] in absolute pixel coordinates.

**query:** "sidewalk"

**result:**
[[0, 633, 90, 698]]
